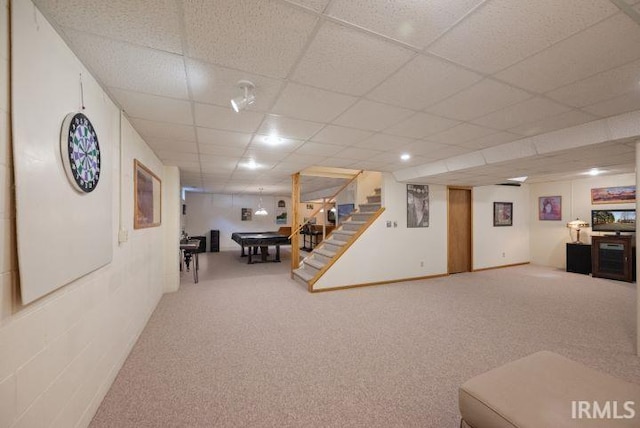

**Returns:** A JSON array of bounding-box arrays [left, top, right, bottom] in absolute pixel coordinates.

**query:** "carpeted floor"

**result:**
[[90, 249, 640, 427]]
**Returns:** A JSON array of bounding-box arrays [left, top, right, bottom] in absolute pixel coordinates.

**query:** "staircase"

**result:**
[[293, 188, 383, 290]]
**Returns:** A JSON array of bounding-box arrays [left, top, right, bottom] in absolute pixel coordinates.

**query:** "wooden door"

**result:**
[[448, 188, 472, 274]]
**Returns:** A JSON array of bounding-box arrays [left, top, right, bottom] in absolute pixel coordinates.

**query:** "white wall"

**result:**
[[185, 192, 291, 251], [472, 184, 531, 270], [314, 173, 448, 289], [162, 166, 180, 293], [529, 172, 636, 268], [0, 2, 175, 427]]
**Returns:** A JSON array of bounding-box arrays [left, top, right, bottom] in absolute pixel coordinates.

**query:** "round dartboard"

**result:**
[[60, 112, 101, 193]]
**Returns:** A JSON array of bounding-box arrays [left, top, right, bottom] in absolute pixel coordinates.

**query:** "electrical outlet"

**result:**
[[420, 261, 424, 267], [502, 252, 506, 258], [393, 221, 398, 228], [386, 221, 392, 228], [118, 228, 128, 243]]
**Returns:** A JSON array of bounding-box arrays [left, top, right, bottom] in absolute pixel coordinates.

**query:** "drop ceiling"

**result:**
[[32, 0, 640, 194]]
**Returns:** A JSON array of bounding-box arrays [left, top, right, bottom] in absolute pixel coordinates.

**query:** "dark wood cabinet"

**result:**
[[591, 235, 635, 282], [566, 243, 591, 275]]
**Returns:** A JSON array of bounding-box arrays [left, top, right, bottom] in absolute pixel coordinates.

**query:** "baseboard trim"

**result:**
[[311, 273, 449, 293], [472, 262, 530, 272]]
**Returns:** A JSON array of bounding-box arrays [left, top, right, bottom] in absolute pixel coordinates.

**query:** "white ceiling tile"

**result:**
[[284, 0, 331, 12], [316, 157, 362, 168], [332, 100, 414, 131], [310, 125, 374, 145], [129, 118, 196, 142], [186, 59, 284, 111], [293, 142, 346, 157], [34, 0, 182, 53], [426, 79, 532, 121], [508, 110, 598, 137], [496, 14, 640, 93], [271, 162, 308, 174], [251, 134, 305, 152], [292, 21, 414, 96], [582, 91, 640, 117], [194, 103, 264, 133], [457, 131, 520, 150], [444, 152, 486, 171], [155, 151, 199, 163], [166, 160, 200, 170], [383, 112, 460, 139], [368, 55, 482, 110], [354, 134, 414, 151], [327, 0, 483, 49], [545, 59, 640, 108], [271, 83, 357, 122], [257, 115, 324, 140], [471, 97, 572, 131], [111, 88, 193, 125], [147, 138, 198, 154], [183, 0, 317, 78], [427, 0, 618, 73], [201, 156, 242, 169], [429, 123, 497, 145], [282, 152, 327, 164], [63, 29, 188, 99], [197, 128, 253, 148], [334, 147, 383, 160], [198, 145, 246, 157], [243, 148, 291, 163], [399, 140, 451, 156]]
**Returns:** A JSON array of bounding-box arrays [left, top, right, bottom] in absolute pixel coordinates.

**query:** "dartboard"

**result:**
[[60, 112, 101, 193]]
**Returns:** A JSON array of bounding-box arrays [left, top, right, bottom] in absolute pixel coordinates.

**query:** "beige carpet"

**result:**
[[90, 249, 640, 427]]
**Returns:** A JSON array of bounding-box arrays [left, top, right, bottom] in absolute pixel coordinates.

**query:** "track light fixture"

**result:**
[[231, 80, 256, 113]]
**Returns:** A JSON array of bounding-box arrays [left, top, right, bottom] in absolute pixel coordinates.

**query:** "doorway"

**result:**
[[448, 187, 472, 274]]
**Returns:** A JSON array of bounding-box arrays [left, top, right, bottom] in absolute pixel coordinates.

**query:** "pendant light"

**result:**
[[255, 188, 268, 216]]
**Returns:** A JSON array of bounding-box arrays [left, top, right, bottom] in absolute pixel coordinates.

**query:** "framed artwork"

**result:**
[[539, 196, 561, 221], [493, 202, 513, 227], [134, 159, 161, 229], [241, 208, 252, 221], [276, 208, 287, 225], [407, 184, 429, 228], [591, 186, 636, 204], [337, 203, 355, 223], [278, 200, 286, 208]]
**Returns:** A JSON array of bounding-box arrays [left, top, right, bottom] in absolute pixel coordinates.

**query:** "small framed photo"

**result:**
[[306, 203, 314, 210], [539, 196, 561, 221], [493, 202, 513, 227], [134, 159, 161, 229], [241, 208, 252, 221]]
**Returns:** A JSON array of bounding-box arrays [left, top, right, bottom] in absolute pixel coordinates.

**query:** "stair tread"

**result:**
[[324, 239, 346, 246], [344, 220, 366, 224], [306, 258, 325, 269], [315, 248, 336, 257], [293, 268, 314, 282], [334, 229, 356, 235]]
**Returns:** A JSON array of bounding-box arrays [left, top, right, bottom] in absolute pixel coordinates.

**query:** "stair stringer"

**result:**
[[301, 207, 385, 291]]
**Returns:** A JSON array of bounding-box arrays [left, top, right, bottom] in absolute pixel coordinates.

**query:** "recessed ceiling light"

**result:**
[[400, 153, 411, 161], [242, 159, 258, 169], [588, 168, 601, 176], [264, 135, 283, 145], [507, 176, 528, 183]]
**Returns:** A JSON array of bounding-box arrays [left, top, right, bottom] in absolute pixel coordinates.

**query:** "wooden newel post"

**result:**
[[291, 173, 300, 275]]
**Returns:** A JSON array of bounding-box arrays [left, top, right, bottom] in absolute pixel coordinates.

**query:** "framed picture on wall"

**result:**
[[591, 186, 636, 204], [276, 208, 287, 224], [134, 159, 161, 229], [241, 208, 252, 221], [493, 202, 513, 227], [407, 184, 429, 228], [539, 196, 561, 221]]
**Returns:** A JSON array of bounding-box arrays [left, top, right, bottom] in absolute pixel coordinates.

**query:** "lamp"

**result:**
[[255, 188, 268, 216], [230, 80, 255, 113], [567, 218, 589, 244]]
